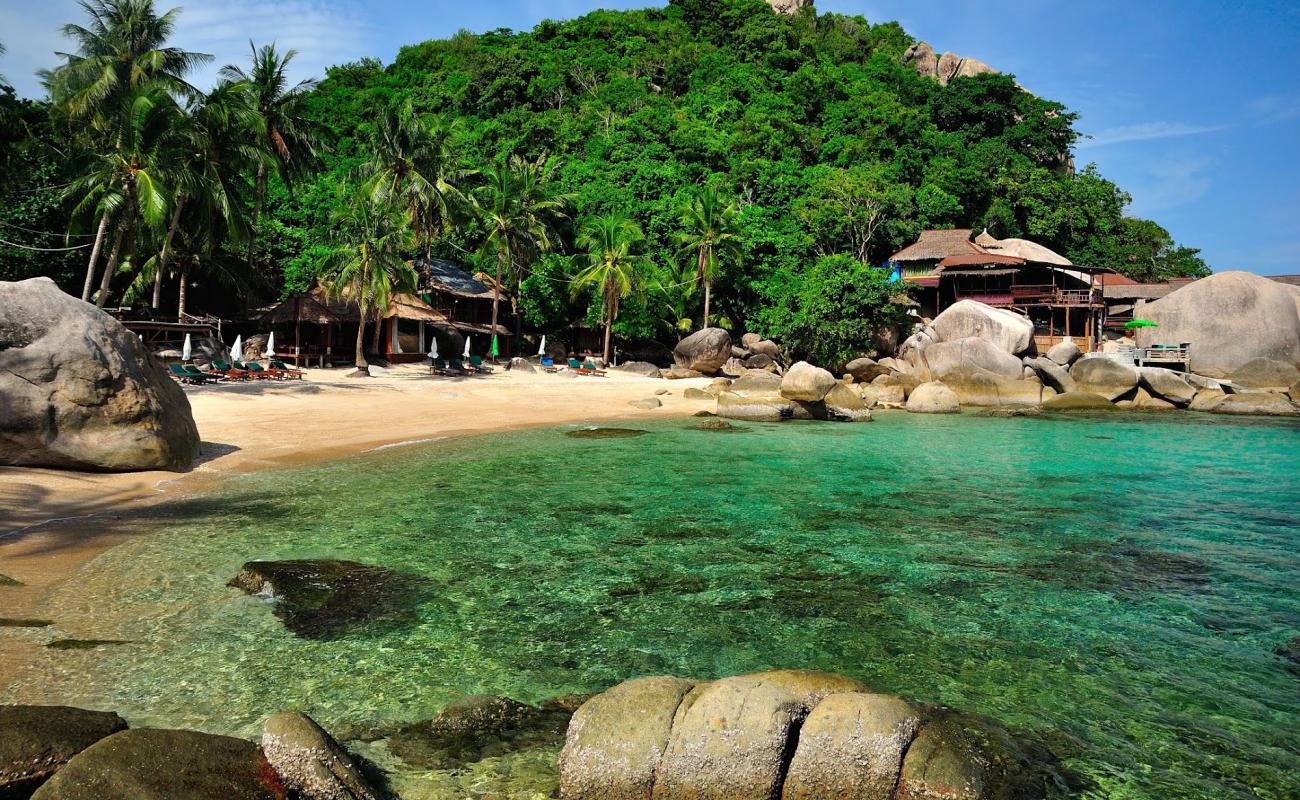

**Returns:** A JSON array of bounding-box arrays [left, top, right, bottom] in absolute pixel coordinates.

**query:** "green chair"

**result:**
[[169, 363, 213, 385], [269, 360, 304, 379], [235, 361, 277, 380], [468, 355, 493, 374], [567, 358, 592, 375], [182, 364, 221, 382], [211, 360, 250, 380], [583, 360, 607, 376]]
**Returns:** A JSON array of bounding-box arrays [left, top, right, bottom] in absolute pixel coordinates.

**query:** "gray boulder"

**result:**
[[720, 357, 747, 378], [262, 712, 379, 800], [780, 361, 837, 402], [860, 383, 904, 406], [845, 357, 891, 384], [673, 328, 731, 374], [743, 353, 776, 370], [0, 277, 200, 471], [716, 392, 791, 422], [560, 677, 694, 800], [941, 370, 1042, 407], [1046, 339, 1083, 366], [930, 300, 1035, 354], [1030, 356, 1076, 394], [740, 333, 762, 348], [507, 357, 536, 373], [923, 337, 1024, 380], [1070, 358, 1139, 400], [1210, 392, 1300, 417], [682, 387, 714, 400], [823, 383, 873, 422], [628, 397, 662, 410], [30, 728, 279, 800], [750, 339, 780, 359], [906, 381, 960, 414], [1230, 357, 1300, 389], [730, 372, 783, 394], [783, 693, 921, 800], [613, 361, 662, 379], [1139, 271, 1300, 377], [1042, 391, 1116, 411], [1, 706, 128, 798], [1138, 367, 1196, 406], [1189, 388, 1227, 412]]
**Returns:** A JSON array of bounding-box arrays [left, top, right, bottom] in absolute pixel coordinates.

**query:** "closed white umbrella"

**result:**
[[266, 331, 276, 358], [181, 333, 192, 362], [231, 335, 243, 363], [463, 335, 472, 359], [428, 335, 438, 359], [537, 335, 547, 356]]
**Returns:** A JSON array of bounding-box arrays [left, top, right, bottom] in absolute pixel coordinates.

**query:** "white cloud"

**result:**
[[1127, 154, 1213, 216], [1078, 121, 1225, 149]]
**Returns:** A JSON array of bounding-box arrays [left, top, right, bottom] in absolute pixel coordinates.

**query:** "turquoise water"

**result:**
[[7, 412, 1299, 799]]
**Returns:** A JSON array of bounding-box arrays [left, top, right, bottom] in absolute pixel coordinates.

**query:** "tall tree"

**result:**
[[42, 0, 210, 301], [677, 186, 743, 329], [475, 154, 568, 356], [572, 215, 652, 363], [219, 42, 318, 277], [321, 192, 417, 375]]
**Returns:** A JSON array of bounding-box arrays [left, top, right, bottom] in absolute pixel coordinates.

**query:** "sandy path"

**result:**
[[0, 365, 710, 662]]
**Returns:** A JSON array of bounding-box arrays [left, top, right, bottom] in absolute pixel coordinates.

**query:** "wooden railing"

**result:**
[[955, 286, 1101, 306]]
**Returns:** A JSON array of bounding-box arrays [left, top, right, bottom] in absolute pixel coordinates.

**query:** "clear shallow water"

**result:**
[[6, 412, 1300, 799]]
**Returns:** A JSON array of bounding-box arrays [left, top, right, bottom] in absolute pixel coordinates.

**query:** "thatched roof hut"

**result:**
[[257, 293, 340, 326], [307, 285, 448, 323]]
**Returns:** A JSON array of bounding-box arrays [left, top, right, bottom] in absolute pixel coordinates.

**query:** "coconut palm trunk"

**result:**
[[489, 246, 506, 359], [81, 211, 111, 302], [153, 198, 185, 309], [354, 318, 369, 373], [177, 264, 188, 318], [697, 246, 711, 328], [603, 289, 618, 364], [96, 202, 133, 308], [246, 163, 266, 271]]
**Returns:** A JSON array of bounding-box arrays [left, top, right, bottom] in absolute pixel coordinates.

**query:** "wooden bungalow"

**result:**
[[415, 257, 513, 356], [255, 292, 340, 366], [890, 229, 1109, 352]]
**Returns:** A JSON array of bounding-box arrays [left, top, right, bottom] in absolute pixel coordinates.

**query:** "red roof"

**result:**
[[890, 229, 985, 262], [1101, 273, 1140, 286], [937, 253, 1025, 268]]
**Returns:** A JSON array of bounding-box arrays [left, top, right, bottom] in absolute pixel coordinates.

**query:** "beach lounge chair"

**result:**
[[269, 360, 305, 380], [430, 357, 449, 375], [234, 361, 279, 380], [447, 357, 472, 375], [181, 364, 224, 383], [583, 360, 608, 377], [567, 358, 592, 375], [169, 363, 214, 385], [541, 357, 560, 373], [468, 355, 493, 374], [211, 360, 250, 381]]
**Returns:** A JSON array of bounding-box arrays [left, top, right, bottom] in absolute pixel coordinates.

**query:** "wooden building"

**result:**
[[416, 257, 513, 356], [258, 285, 450, 366], [890, 229, 1110, 352]]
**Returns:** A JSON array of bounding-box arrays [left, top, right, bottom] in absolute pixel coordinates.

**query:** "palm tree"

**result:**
[[476, 154, 568, 356], [322, 193, 417, 375], [363, 100, 470, 265], [42, 0, 210, 301], [572, 215, 652, 364], [219, 42, 318, 275], [677, 186, 743, 329]]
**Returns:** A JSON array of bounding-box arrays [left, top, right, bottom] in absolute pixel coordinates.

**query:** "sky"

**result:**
[[2, 0, 1298, 275]]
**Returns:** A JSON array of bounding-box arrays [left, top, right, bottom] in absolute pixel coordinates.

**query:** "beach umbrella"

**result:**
[[491, 335, 499, 358], [231, 335, 243, 362], [181, 334, 192, 362], [266, 331, 276, 357], [1124, 320, 1159, 329], [537, 335, 547, 356], [428, 335, 438, 359], [463, 335, 472, 359]]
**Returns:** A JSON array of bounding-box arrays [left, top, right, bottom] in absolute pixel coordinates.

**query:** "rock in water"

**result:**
[[922, 337, 1025, 380], [1070, 358, 1139, 400], [780, 361, 837, 401], [672, 328, 731, 374], [782, 693, 921, 800], [1139, 271, 1300, 378], [0, 706, 128, 798], [930, 300, 1035, 355], [1138, 367, 1196, 406], [1042, 391, 1117, 411], [228, 560, 427, 639], [29, 728, 280, 800], [262, 712, 379, 800], [823, 383, 873, 422], [390, 695, 571, 771], [906, 382, 960, 413], [0, 277, 200, 470], [1209, 392, 1300, 417]]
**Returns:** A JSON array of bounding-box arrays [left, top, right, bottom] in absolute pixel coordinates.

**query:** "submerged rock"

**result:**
[[228, 559, 428, 639], [1275, 637, 1300, 675], [566, 428, 648, 439], [29, 728, 280, 800], [695, 419, 745, 432], [45, 639, 132, 650], [262, 711, 380, 800], [388, 695, 570, 771], [0, 277, 200, 471], [0, 705, 128, 798], [0, 574, 22, 587]]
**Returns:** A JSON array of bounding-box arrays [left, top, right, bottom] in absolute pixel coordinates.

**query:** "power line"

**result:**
[[0, 220, 100, 239], [0, 237, 92, 251]]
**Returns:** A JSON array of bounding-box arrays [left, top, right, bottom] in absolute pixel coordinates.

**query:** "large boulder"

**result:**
[[1070, 358, 1139, 401], [749, 339, 780, 359], [673, 328, 731, 374], [1138, 271, 1300, 377], [896, 709, 1054, 800], [941, 370, 1042, 407], [922, 337, 1025, 380], [560, 677, 695, 800], [1209, 392, 1300, 417], [228, 560, 428, 639], [1229, 357, 1300, 390], [780, 361, 838, 401], [30, 728, 280, 800], [1045, 339, 1082, 367], [0, 277, 200, 471], [1042, 391, 1116, 411], [1, 706, 128, 798], [1029, 356, 1076, 394], [1188, 387, 1227, 412], [930, 300, 1034, 355], [730, 372, 783, 394], [845, 357, 891, 384], [613, 361, 662, 378], [1137, 367, 1196, 406], [823, 383, 873, 422], [716, 392, 791, 422], [262, 712, 379, 800], [783, 693, 921, 800], [906, 382, 960, 414]]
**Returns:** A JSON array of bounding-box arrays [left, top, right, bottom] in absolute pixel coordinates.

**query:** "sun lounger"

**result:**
[[583, 360, 607, 377], [211, 360, 251, 381], [269, 360, 305, 380], [567, 358, 592, 375], [541, 357, 560, 373], [468, 355, 493, 374], [447, 357, 472, 375], [235, 361, 279, 380], [169, 363, 215, 385], [181, 364, 224, 383]]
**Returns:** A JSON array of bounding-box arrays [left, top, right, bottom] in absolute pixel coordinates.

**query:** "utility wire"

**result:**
[[0, 237, 93, 251], [0, 220, 100, 238]]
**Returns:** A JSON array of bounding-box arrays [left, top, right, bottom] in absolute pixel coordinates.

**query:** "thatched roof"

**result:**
[[981, 237, 1072, 266], [308, 285, 449, 323], [258, 293, 340, 326], [974, 228, 999, 248], [890, 229, 982, 262], [937, 253, 1024, 269]]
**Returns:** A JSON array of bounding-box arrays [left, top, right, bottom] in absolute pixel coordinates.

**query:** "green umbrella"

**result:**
[[1124, 319, 1158, 328], [490, 335, 500, 357]]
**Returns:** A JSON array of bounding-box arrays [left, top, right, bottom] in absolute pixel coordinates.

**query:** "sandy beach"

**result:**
[[0, 365, 708, 672]]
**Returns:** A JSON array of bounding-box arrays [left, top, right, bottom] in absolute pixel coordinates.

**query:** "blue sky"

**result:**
[[2, 0, 1298, 275]]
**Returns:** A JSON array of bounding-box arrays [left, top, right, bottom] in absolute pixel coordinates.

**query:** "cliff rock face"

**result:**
[[766, 0, 813, 14], [904, 41, 998, 86]]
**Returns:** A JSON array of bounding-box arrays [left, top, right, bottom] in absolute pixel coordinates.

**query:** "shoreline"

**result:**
[[0, 365, 706, 679]]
